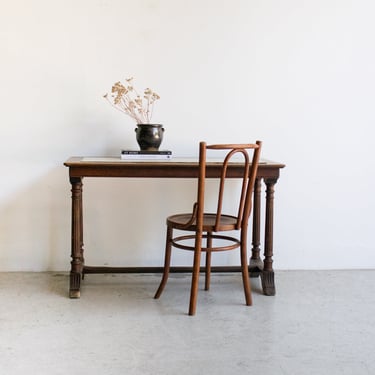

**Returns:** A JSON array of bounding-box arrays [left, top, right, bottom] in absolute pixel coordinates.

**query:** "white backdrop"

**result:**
[[0, 0, 374, 271]]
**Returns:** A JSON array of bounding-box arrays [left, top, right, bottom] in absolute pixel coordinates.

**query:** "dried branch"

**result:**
[[104, 78, 160, 124]]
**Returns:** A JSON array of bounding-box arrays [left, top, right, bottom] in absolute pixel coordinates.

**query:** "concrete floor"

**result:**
[[0, 270, 374, 375]]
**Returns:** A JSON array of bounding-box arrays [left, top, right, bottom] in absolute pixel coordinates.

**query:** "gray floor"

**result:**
[[0, 270, 374, 375]]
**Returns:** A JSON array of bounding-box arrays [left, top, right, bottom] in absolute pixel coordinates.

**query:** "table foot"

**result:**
[[261, 270, 276, 296], [249, 258, 263, 278], [69, 272, 82, 299]]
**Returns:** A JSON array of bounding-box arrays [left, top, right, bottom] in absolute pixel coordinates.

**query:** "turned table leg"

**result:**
[[250, 177, 263, 277], [261, 177, 278, 296], [69, 177, 84, 298]]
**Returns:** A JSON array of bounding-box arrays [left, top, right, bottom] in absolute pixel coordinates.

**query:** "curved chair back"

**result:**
[[197, 141, 262, 232]]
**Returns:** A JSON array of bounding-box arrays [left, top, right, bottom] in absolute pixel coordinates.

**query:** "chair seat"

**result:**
[[167, 213, 238, 232]]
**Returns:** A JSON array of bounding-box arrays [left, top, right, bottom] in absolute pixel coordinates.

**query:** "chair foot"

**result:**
[[154, 279, 166, 299]]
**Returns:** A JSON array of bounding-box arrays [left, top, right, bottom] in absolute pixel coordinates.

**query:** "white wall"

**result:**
[[0, 0, 374, 271]]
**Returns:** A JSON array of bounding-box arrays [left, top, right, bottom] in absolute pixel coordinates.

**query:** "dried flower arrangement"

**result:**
[[104, 78, 160, 124]]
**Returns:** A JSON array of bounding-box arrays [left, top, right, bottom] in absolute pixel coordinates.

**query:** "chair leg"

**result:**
[[189, 231, 203, 316], [240, 231, 252, 306], [204, 232, 212, 291], [154, 226, 173, 299]]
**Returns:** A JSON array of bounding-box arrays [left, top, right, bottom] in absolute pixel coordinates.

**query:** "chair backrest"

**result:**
[[196, 141, 262, 232]]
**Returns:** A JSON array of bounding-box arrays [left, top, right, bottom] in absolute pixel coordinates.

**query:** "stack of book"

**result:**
[[121, 150, 172, 160]]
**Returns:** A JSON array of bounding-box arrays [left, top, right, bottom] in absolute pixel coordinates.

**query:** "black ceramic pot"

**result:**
[[135, 124, 164, 151]]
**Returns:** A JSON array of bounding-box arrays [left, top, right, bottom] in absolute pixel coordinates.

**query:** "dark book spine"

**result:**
[[121, 150, 172, 155]]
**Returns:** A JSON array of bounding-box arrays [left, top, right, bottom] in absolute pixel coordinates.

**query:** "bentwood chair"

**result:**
[[154, 141, 262, 315]]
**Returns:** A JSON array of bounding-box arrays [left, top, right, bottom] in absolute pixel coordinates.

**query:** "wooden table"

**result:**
[[64, 157, 285, 298]]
